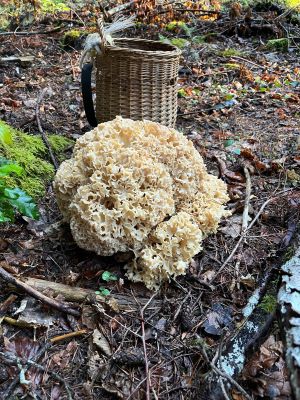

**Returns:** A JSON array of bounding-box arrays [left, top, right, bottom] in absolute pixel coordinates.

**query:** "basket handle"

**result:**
[[81, 63, 98, 127]]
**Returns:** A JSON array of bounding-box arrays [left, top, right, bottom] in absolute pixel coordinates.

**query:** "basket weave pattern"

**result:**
[[95, 38, 181, 127]]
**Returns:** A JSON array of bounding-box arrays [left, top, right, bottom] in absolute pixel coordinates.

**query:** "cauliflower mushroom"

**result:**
[[54, 117, 229, 290]]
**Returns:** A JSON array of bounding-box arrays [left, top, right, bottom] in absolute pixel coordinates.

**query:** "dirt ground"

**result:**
[[0, 4, 300, 400]]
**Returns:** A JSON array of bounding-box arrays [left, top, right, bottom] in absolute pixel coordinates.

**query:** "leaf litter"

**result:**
[[0, 1, 299, 399]]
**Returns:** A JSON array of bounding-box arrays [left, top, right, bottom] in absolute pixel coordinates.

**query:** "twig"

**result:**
[[132, 292, 157, 400], [274, 5, 299, 21], [35, 88, 59, 170], [231, 55, 263, 68], [242, 166, 251, 233], [50, 329, 87, 343], [0, 351, 73, 400], [0, 266, 80, 317], [219, 378, 231, 400], [94, 304, 142, 339], [211, 189, 294, 282], [0, 27, 62, 36], [141, 314, 150, 400], [197, 339, 252, 400], [2, 341, 51, 398], [173, 289, 191, 321], [3, 316, 37, 328], [140, 294, 157, 400]]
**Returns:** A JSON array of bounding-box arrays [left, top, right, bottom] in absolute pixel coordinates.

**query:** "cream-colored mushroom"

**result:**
[[54, 117, 230, 290]]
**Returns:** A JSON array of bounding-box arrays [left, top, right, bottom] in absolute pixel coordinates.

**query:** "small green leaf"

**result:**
[[224, 139, 235, 147], [102, 271, 118, 282], [178, 88, 187, 98], [259, 86, 267, 93], [4, 187, 39, 219], [0, 203, 14, 222], [224, 93, 235, 101], [99, 287, 110, 296], [0, 123, 13, 145], [170, 38, 188, 49], [232, 148, 241, 155]]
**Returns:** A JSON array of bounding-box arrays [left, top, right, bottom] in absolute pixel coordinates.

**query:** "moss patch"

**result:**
[[219, 48, 244, 57], [0, 120, 74, 199], [61, 29, 87, 49], [266, 38, 289, 52], [259, 294, 277, 313]]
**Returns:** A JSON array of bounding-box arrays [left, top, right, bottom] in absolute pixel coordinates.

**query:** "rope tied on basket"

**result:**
[[80, 14, 135, 69]]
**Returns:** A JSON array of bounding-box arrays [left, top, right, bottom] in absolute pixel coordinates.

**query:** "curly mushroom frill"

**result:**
[[68, 158, 175, 256], [53, 116, 230, 290], [126, 212, 203, 290]]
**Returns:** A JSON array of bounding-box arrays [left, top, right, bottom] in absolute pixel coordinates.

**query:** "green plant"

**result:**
[[94, 271, 118, 296], [102, 271, 118, 282], [259, 294, 277, 313], [0, 158, 39, 222], [95, 287, 111, 296], [40, 0, 70, 14], [0, 120, 73, 198], [266, 38, 289, 52], [219, 48, 244, 57]]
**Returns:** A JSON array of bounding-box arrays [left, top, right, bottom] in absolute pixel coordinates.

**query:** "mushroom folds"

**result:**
[[54, 117, 229, 290]]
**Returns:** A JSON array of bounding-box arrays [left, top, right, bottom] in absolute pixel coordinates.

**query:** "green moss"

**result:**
[[48, 135, 74, 161], [61, 29, 87, 49], [259, 294, 277, 313], [224, 63, 240, 70], [166, 20, 186, 31], [219, 48, 244, 57], [48, 135, 73, 152], [0, 120, 73, 199], [266, 38, 289, 52], [282, 246, 296, 263], [170, 38, 189, 49]]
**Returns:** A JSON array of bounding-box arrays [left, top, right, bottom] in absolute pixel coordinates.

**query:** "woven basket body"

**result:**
[[95, 38, 181, 127]]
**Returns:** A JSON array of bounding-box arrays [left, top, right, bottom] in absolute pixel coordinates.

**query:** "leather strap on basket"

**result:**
[[81, 63, 98, 127]]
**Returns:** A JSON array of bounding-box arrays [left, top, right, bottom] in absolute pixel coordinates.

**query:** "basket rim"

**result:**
[[103, 37, 181, 57]]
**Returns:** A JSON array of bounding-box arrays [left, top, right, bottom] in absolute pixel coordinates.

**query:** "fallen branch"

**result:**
[[0, 266, 80, 317], [278, 242, 300, 399], [21, 277, 163, 311], [196, 337, 252, 400], [35, 87, 59, 170], [0, 26, 62, 36]]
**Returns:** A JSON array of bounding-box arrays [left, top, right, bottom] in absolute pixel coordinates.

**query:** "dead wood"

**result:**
[[23, 277, 162, 311], [0, 26, 62, 36], [0, 267, 80, 317], [278, 240, 300, 400]]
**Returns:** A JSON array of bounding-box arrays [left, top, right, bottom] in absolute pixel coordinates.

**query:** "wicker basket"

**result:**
[[96, 38, 181, 127], [81, 35, 181, 128]]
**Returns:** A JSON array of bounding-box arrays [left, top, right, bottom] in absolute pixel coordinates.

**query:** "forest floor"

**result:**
[[0, 4, 300, 400]]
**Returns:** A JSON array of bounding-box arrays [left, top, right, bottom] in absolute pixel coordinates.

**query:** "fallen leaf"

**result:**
[[93, 329, 112, 356]]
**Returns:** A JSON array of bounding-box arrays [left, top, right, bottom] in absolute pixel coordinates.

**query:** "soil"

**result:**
[[0, 4, 299, 400]]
